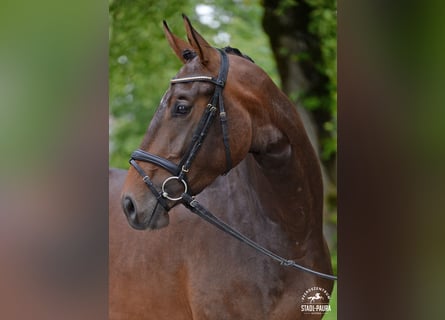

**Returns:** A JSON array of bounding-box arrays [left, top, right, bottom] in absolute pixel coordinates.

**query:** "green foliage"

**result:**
[[303, 0, 337, 162], [109, 0, 188, 167]]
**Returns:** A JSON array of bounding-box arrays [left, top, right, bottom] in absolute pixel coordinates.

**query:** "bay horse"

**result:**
[[110, 15, 334, 319]]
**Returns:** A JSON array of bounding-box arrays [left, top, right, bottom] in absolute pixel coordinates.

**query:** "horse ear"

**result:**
[[182, 14, 217, 65], [163, 20, 192, 64]]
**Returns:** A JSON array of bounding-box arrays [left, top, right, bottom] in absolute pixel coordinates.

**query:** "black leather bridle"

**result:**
[[129, 48, 231, 211], [128, 49, 337, 281]]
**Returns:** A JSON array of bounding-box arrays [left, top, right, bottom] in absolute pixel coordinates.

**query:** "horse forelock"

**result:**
[[181, 46, 254, 64], [182, 49, 196, 61]]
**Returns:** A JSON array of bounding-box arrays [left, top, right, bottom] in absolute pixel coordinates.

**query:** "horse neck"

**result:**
[[247, 87, 324, 244]]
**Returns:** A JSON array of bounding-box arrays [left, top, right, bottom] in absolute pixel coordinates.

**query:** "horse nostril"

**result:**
[[122, 196, 137, 221]]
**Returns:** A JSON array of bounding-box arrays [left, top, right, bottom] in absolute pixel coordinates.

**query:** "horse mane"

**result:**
[[221, 46, 255, 63], [181, 46, 254, 63]]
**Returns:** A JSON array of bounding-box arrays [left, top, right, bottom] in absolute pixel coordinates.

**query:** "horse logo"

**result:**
[[307, 292, 323, 303], [301, 286, 331, 315]]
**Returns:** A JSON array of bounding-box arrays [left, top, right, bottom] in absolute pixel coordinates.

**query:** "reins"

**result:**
[[181, 193, 337, 280], [129, 48, 337, 281]]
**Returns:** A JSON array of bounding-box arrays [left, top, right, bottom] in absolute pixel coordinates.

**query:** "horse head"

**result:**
[[121, 15, 281, 230]]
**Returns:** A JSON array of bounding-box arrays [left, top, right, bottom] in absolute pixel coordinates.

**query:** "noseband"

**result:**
[[129, 49, 231, 210], [128, 49, 337, 281]]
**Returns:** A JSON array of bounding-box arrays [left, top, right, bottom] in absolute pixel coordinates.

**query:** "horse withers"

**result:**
[[110, 15, 334, 319]]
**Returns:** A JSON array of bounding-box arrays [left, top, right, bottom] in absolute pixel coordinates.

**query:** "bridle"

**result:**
[[129, 48, 231, 210], [128, 49, 337, 281]]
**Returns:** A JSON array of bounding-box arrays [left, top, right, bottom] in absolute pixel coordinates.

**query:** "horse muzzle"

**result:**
[[121, 194, 169, 230]]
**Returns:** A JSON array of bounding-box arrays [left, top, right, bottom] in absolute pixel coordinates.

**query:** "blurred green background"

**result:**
[[109, 1, 337, 317]]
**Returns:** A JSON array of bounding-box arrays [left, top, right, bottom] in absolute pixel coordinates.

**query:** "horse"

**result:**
[[110, 15, 334, 319], [307, 293, 323, 303]]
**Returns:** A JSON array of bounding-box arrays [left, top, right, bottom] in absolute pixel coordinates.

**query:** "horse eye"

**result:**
[[173, 104, 191, 116]]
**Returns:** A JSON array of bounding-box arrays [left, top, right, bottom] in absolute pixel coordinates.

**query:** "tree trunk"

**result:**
[[262, 0, 336, 246]]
